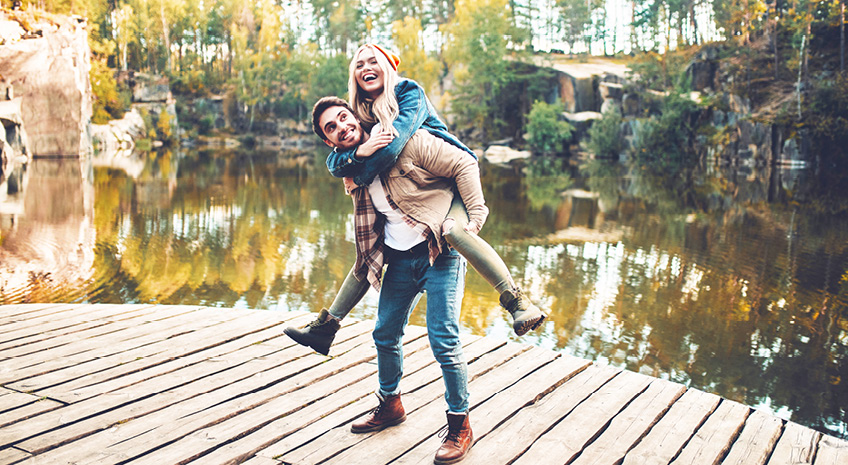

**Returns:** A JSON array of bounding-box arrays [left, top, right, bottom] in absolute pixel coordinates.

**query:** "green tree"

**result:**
[[557, 0, 595, 54], [443, 0, 526, 141]]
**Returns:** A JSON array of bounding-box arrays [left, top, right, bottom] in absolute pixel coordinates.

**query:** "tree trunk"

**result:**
[[630, 0, 638, 52], [160, 2, 171, 73], [841, 0, 845, 73], [773, 0, 779, 79], [689, 2, 698, 45]]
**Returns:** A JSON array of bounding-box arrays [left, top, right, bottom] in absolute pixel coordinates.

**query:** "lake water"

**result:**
[[1, 147, 846, 439]]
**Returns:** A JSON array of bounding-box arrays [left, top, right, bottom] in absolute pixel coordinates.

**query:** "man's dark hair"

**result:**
[[312, 96, 354, 141]]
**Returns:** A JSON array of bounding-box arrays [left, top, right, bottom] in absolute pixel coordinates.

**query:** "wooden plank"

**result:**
[[0, 303, 84, 323], [16, 327, 416, 463], [0, 303, 56, 316], [12, 309, 254, 393], [509, 369, 653, 465], [389, 353, 594, 465], [0, 304, 149, 340], [670, 399, 751, 465], [0, 304, 196, 364], [0, 398, 63, 428], [181, 336, 501, 465], [133, 334, 450, 465], [456, 364, 619, 465], [721, 409, 783, 465], [0, 391, 42, 412], [257, 337, 515, 462], [0, 446, 31, 464], [0, 306, 214, 384], [812, 434, 848, 465], [277, 341, 543, 465], [621, 388, 722, 465], [318, 348, 569, 465], [240, 456, 280, 465], [4, 323, 375, 452], [767, 422, 821, 465], [46, 313, 313, 403], [85, 327, 427, 465], [569, 378, 687, 465], [0, 304, 163, 353]]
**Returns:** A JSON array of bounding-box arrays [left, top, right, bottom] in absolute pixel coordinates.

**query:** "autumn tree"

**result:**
[[392, 16, 441, 94]]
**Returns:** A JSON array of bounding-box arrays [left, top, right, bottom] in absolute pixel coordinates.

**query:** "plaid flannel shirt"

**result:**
[[351, 178, 442, 291]]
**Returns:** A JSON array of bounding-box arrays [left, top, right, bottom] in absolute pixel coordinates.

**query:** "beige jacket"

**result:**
[[381, 129, 488, 237]]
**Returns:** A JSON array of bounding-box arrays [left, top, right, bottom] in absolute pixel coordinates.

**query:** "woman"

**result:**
[[285, 44, 545, 356]]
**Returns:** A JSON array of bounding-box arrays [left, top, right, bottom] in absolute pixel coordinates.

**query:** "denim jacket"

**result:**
[[325, 79, 476, 187]]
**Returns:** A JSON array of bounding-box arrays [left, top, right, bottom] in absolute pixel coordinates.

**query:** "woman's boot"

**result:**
[[500, 289, 547, 336], [283, 309, 340, 355]]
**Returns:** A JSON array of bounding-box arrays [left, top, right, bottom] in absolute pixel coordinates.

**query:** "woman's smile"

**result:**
[[355, 48, 384, 96]]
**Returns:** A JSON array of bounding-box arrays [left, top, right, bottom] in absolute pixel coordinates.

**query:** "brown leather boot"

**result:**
[[434, 412, 473, 464], [350, 392, 406, 433]]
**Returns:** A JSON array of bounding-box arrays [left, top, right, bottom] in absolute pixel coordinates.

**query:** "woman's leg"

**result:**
[[284, 263, 370, 355], [327, 265, 371, 319], [442, 195, 546, 336]]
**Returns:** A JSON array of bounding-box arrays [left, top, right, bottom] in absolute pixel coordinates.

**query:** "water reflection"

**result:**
[[0, 149, 845, 439]]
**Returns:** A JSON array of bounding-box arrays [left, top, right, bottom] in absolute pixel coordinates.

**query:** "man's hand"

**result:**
[[343, 177, 357, 195], [357, 131, 394, 158]]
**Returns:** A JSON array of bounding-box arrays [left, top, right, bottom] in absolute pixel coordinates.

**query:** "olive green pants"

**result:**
[[328, 195, 516, 319]]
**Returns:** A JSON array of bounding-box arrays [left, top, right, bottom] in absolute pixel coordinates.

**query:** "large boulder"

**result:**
[[484, 145, 531, 165], [0, 13, 92, 157], [551, 62, 629, 113], [129, 72, 172, 103], [90, 107, 146, 155]]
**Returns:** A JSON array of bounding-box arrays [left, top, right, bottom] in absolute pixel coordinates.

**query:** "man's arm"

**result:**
[[325, 80, 429, 185]]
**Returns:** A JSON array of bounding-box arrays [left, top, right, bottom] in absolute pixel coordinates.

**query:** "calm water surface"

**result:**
[[1, 148, 846, 439]]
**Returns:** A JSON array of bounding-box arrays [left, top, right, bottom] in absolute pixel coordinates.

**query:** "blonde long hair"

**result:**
[[348, 44, 400, 136]]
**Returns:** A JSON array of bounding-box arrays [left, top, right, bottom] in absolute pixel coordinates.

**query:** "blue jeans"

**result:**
[[373, 244, 469, 413]]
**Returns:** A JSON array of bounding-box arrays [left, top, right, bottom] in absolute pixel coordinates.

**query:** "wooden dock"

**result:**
[[0, 303, 846, 465]]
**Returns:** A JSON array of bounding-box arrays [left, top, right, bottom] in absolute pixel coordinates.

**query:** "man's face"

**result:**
[[319, 106, 362, 151]]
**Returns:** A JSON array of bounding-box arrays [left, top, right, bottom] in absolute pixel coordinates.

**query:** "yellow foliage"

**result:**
[[392, 17, 441, 94]]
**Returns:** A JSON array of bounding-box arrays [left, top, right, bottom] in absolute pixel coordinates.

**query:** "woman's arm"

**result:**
[[325, 80, 430, 185]]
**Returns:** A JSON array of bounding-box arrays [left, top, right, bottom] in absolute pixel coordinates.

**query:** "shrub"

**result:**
[[587, 106, 625, 158], [525, 100, 573, 155], [632, 92, 700, 171]]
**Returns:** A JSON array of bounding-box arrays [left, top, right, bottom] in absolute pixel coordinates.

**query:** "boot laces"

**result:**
[[438, 423, 462, 444]]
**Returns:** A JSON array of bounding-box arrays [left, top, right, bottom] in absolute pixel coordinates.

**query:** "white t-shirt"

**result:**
[[365, 124, 426, 251], [367, 175, 426, 251]]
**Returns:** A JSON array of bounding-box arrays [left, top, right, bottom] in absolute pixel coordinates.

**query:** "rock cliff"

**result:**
[[0, 11, 92, 157]]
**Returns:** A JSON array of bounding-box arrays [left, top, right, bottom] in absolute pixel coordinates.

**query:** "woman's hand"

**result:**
[[441, 217, 482, 236], [357, 131, 394, 158], [342, 177, 357, 195]]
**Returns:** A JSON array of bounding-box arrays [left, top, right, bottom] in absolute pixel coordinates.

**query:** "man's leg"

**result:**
[[351, 252, 420, 433], [420, 248, 474, 464], [421, 248, 468, 413]]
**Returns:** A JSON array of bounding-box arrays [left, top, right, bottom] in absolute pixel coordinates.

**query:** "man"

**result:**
[[311, 96, 483, 464]]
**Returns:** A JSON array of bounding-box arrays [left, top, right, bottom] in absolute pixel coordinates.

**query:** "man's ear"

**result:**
[[323, 139, 335, 148]]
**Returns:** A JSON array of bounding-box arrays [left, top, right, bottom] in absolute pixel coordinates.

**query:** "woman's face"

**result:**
[[354, 48, 384, 98]]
